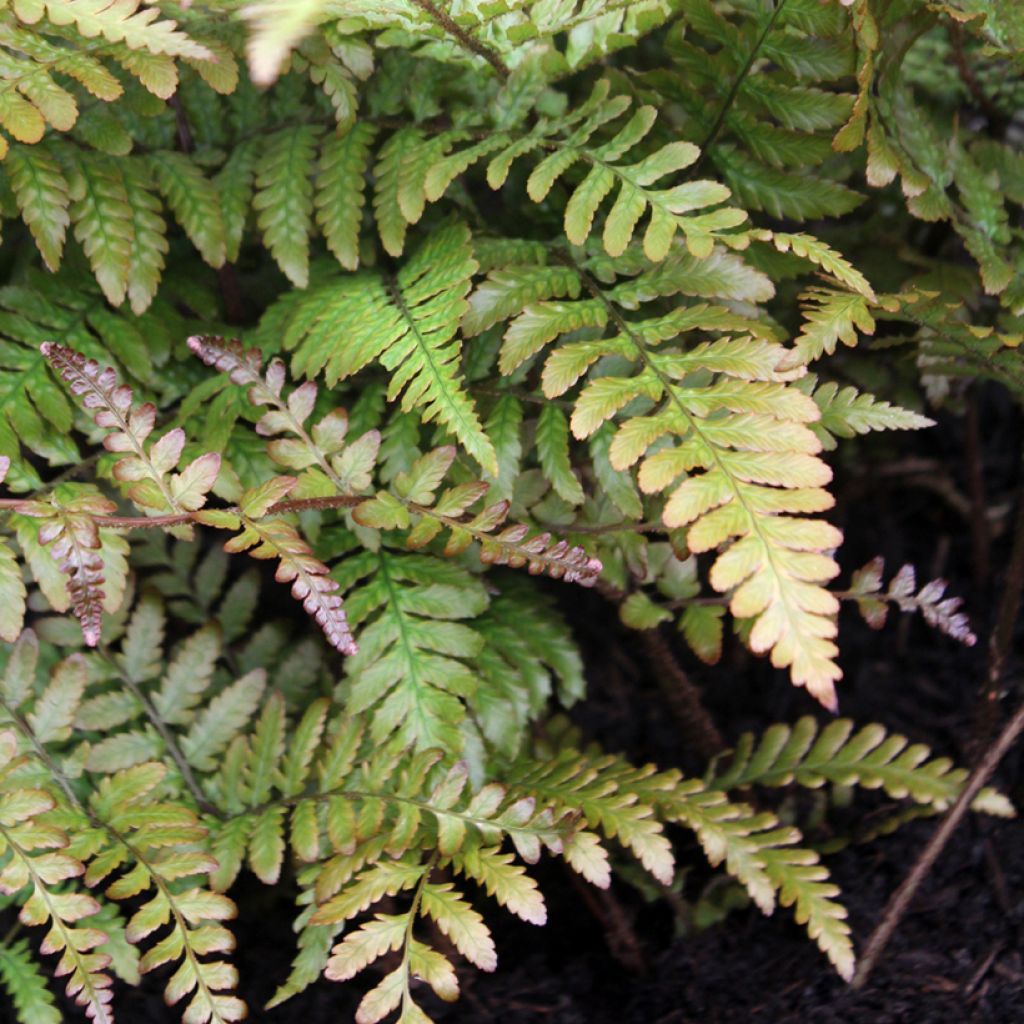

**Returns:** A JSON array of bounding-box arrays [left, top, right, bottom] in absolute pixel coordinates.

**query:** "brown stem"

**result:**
[[597, 580, 724, 761], [407, 0, 510, 79], [851, 697, 1024, 989], [949, 23, 1006, 130], [217, 265, 246, 325], [564, 867, 648, 974], [0, 495, 365, 530], [559, 520, 665, 536], [168, 94, 194, 154], [638, 628, 725, 762]]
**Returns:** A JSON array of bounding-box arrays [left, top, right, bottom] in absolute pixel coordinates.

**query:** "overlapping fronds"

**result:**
[[469, 242, 856, 705], [0, 2, 1019, 1021], [353, 446, 602, 586], [661, 0, 863, 222], [0, 269, 191, 489], [423, 79, 747, 260], [512, 732, 858, 978], [0, 628, 244, 1024], [42, 341, 220, 517]]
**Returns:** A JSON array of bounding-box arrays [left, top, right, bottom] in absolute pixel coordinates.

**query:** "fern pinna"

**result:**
[[0, 0, 1021, 1021]]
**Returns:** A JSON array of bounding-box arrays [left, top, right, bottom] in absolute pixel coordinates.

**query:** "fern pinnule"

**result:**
[[802, 377, 933, 451], [187, 334, 381, 494]]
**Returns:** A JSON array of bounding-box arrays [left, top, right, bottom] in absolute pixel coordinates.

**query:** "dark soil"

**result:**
[[8, 399, 1024, 1023]]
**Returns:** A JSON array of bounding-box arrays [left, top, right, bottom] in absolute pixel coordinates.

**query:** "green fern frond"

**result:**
[[254, 125, 322, 287], [279, 221, 497, 473], [0, 937, 62, 1024], [337, 549, 489, 751], [425, 80, 747, 260], [709, 716, 1014, 817], [800, 375, 933, 450], [316, 122, 377, 272]]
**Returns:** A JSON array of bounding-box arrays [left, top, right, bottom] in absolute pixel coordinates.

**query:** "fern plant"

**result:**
[[0, 0, 1020, 1020]]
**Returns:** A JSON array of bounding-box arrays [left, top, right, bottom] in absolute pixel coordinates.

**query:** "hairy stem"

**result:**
[[694, 0, 786, 170], [597, 580, 724, 761], [0, 495, 365, 530], [408, 0, 510, 79]]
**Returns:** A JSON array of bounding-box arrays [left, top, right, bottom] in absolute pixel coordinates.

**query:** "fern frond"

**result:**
[[7, 144, 70, 272], [66, 154, 134, 308], [760, 846, 853, 980], [198, 480, 358, 655], [844, 559, 979, 648], [254, 125, 322, 287], [488, 247, 844, 705], [801, 376, 933, 451], [23, 0, 212, 59], [337, 549, 488, 750], [78, 763, 246, 1024], [121, 161, 169, 315], [353, 446, 602, 586], [316, 122, 377, 272], [425, 80, 747, 260], [18, 490, 115, 645], [0, 937, 62, 1024], [188, 334, 381, 496], [709, 716, 1012, 816], [0, 731, 114, 1023], [150, 151, 226, 269], [42, 342, 220, 517], [280, 221, 497, 473]]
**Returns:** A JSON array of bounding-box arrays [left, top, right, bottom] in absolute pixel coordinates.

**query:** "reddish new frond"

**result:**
[[24, 495, 115, 647], [41, 342, 154, 451], [478, 525, 603, 586], [226, 517, 357, 655], [41, 343, 218, 516], [187, 334, 265, 393]]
